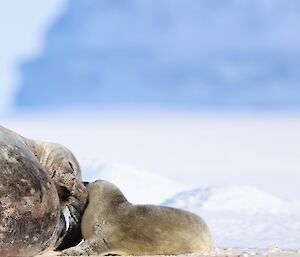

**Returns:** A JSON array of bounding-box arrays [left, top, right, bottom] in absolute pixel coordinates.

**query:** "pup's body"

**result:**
[[63, 180, 213, 256]]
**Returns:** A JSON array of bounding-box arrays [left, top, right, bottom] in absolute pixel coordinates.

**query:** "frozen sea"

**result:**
[[2, 109, 300, 248]]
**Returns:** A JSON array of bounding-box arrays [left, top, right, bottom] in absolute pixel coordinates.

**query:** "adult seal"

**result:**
[[62, 180, 214, 256], [0, 126, 87, 257]]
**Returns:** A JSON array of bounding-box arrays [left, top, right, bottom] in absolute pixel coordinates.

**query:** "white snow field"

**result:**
[[164, 186, 300, 248], [2, 110, 300, 248]]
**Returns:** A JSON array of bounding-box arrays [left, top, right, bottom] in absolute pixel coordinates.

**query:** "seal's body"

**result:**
[[0, 126, 61, 257], [0, 126, 87, 256], [63, 180, 213, 256]]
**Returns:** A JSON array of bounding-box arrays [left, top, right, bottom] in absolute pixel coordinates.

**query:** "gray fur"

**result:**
[[0, 126, 87, 256]]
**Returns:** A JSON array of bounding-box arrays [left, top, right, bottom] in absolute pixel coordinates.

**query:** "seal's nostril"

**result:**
[[83, 181, 90, 186]]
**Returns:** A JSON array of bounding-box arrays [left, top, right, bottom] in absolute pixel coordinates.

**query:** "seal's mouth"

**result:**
[[56, 179, 88, 250], [56, 192, 88, 250], [56, 207, 70, 247], [63, 207, 71, 232]]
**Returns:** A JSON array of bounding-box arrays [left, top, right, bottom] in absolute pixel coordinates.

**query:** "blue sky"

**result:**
[[2, 1, 300, 111], [0, 0, 67, 113]]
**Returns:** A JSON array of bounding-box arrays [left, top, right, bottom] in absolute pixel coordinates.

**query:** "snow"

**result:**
[[81, 161, 300, 248], [4, 110, 300, 202], [2, 110, 300, 248], [164, 186, 300, 215], [1, 0, 300, 251], [38, 248, 300, 257], [164, 186, 300, 248], [80, 162, 300, 248]]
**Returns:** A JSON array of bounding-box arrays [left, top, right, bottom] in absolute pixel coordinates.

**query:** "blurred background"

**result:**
[[1, 0, 300, 247], [4, 0, 300, 110]]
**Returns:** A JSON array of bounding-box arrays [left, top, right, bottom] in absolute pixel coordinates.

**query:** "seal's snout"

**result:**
[[56, 203, 83, 250], [57, 212, 68, 245]]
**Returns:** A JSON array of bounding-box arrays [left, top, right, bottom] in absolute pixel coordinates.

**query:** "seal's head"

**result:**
[[23, 139, 88, 250], [86, 180, 128, 207], [80, 180, 128, 240], [46, 145, 88, 250]]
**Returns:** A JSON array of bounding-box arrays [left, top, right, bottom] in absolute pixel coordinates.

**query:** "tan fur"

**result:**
[[62, 180, 214, 256], [23, 138, 87, 213], [23, 138, 88, 249]]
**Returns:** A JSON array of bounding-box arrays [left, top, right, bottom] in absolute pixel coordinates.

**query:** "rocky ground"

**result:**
[[37, 247, 300, 257]]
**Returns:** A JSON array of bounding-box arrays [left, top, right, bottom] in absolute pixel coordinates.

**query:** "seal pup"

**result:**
[[62, 180, 213, 256], [0, 126, 87, 256]]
